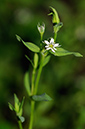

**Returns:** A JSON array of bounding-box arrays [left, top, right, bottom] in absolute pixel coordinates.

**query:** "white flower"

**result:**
[[43, 38, 60, 52]]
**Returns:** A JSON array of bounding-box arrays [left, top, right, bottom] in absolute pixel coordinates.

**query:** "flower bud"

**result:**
[[37, 23, 45, 35]]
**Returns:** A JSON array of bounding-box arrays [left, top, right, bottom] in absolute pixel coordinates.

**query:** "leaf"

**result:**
[[14, 94, 20, 112], [19, 96, 25, 116], [18, 116, 25, 123], [8, 103, 15, 111], [51, 47, 83, 57], [25, 55, 34, 67], [34, 53, 39, 69], [16, 35, 40, 53], [31, 93, 52, 101], [16, 34, 21, 42], [43, 55, 51, 67], [24, 72, 31, 96], [48, 6, 60, 24], [24, 42, 40, 53]]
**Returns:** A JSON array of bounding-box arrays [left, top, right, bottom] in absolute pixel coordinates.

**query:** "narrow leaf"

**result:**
[[25, 55, 34, 67], [14, 94, 20, 112], [43, 55, 51, 67], [19, 96, 25, 116], [31, 93, 52, 101], [24, 72, 31, 96], [8, 103, 15, 111], [51, 47, 83, 57], [34, 53, 39, 69]]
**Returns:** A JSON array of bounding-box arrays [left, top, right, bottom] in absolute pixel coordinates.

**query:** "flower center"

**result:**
[[49, 44, 53, 48]]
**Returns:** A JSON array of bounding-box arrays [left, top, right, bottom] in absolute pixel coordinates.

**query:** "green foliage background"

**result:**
[[0, 0, 85, 129]]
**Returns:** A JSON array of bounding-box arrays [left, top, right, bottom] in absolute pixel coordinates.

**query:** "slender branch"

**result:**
[[18, 121, 23, 129]]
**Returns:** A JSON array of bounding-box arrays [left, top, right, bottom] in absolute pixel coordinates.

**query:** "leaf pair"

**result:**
[[8, 94, 25, 123]]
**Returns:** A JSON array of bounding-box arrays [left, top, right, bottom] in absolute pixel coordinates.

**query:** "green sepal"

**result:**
[[17, 116, 25, 123], [43, 55, 51, 67], [31, 93, 52, 101], [16, 35, 40, 53], [24, 72, 31, 96], [48, 6, 60, 24], [51, 47, 83, 57], [53, 22, 63, 33]]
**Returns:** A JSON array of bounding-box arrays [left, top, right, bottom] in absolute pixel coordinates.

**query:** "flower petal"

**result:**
[[51, 48, 55, 52], [53, 47, 57, 50], [46, 47, 51, 50], [44, 40, 49, 45], [54, 43, 59, 47], [45, 45, 49, 48], [50, 38, 54, 44]]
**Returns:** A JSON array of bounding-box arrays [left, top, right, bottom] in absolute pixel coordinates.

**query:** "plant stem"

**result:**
[[29, 101, 35, 129], [34, 55, 44, 95], [28, 67, 36, 129], [31, 68, 36, 95], [18, 121, 23, 129], [54, 32, 57, 42], [28, 54, 44, 129]]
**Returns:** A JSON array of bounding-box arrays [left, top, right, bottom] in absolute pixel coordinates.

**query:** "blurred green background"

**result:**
[[0, 0, 85, 129]]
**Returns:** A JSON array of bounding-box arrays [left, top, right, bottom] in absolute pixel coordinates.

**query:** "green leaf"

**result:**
[[24, 72, 31, 96], [18, 116, 25, 123], [51, 47, 83, 57], [24, 42, 40, 53], [43, 55, 51, 67], [8, 103, 15, 111], [16, 34, 22, 42], [34, 53, 39, 69], [49, 6, 60, 24], [31, 93, 52, 101], [19, 96, 25, 116], [16, 35, 40, 52], [25, 55, 34, 67], [14, 94, 20, 112]]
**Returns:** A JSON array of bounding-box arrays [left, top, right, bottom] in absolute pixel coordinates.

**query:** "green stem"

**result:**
[[28, 54, 44, 129], [54, 32, 57, 42], [18, 121, 23, 129], [31, 68, 36, 95], [29, 101, 35, 129], [28, 68, 36, 129], [34, 55, 44, 95]]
